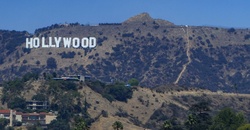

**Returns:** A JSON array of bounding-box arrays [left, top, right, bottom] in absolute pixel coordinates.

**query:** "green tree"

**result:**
[[162, 120, 172, 130], [210, 108, 246, 130], [47, 57, 57, 69], [52, 72, 57, 78], [5, 126, 14, 130], [74, 117, 89, 130], [22, 72, 39, 82], [108, 84, 132, 102], [43, 72, 47, 79], [185, 114, 198, 130], [112, 121, 123, 130], [7, 97, 26, 109], [61, 81, 77, 91], [232, 83, 238, 95], [2, 78, 24, 105], [128, 78, 139, 86], [13, 120, 22, 126], [0, 118, 9, 130], [36, 60, 40, 65], [237, 124, 250, 130], [190, 100, 210, 114], [162, 118, 183, 130], [185, 100, 212, 130], [48, 119, 70, 130], [32, 93, 46, 101], [27, 123, 43, 130], [51, 89, 81, 121]]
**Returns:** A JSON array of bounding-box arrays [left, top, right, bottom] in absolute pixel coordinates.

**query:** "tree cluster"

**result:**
[[0, 72, 93, 130], [160, 100, 249, 130], [86, 80, 133, 102], [1, 72, 39, 109], [59, 51, 76, 59]]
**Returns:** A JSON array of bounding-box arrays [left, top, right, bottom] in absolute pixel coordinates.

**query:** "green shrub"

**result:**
[[128, 78, 139, 86], [227, 28, 236, 33], [102, 93, 115, 102], [244, 34, 250, 40], [237, 124, 250, 130], [47, 57, 57, 69], [108, 84, 133, 102], [7, 97, 26, 109]]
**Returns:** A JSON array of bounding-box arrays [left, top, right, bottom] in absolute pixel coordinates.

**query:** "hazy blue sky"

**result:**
[[0, 0, 249, 33]]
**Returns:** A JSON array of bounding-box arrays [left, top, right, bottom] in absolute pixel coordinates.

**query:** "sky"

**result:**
[[0, 0, 249, 33]]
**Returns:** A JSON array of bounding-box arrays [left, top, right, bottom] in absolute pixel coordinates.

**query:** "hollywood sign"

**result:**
[[26, 37, 97, 49]]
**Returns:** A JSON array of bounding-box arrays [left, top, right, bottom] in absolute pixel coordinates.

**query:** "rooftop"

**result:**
[[0, 109, 11, 114]]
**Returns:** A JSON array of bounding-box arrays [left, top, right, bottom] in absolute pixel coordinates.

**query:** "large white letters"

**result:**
[[63, 37, 72, 48], [49, 37, 55, 47], [26, 38, 33, 48], [72, 38, 80, 48], [25, 37, 97, 49], [33, 38, 40, 48], [81, 38, 89, 48], [41, 37, 49, 48], [54, 37, 61, 48], [89, 37, 96, 48]]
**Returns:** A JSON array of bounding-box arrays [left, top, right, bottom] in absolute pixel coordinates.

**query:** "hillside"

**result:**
[[85, 85, 250, 129], [1, 13, 250, 92], [2, 78, 250, 130]]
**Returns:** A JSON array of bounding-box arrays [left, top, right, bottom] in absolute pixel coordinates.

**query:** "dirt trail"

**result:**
[[0, 87, 2, 96], [170, 90, 250, 98], [90, 116, 145, 130], [174, 26, 192, 84], [162, 95, 189, 110]]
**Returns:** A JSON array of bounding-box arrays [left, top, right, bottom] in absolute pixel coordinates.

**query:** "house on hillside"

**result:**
[[0, 109, 15, 126], [125, 83, 131, 87], [0, 109, 56, 127], [22, 112, 46, 125], [53, 75, 91, 82], [26, 100, 49, 110], [18, 112, 56, 127]]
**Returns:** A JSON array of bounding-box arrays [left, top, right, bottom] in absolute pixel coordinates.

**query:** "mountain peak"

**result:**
[[123, 13, 154, 23], [123, 13, 174, 26]]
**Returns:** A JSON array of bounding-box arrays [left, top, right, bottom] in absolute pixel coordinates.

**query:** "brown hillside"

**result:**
[[7, 79, 250, 129], [1, 13, 250, 92]]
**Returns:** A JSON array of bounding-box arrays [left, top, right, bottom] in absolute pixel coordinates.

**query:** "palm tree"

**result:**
[[74, 118, 89, 130], [185, 114, 197, 129], [112, 121, 123, 130], [162, 120, 172, 130]]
